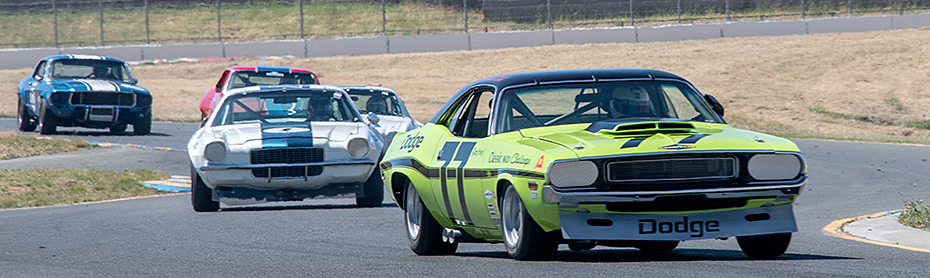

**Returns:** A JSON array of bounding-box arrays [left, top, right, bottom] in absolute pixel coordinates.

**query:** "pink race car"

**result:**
[[199, 66, 319, 121]]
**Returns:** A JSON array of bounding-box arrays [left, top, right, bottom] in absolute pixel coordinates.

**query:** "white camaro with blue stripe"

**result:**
[[187, 84, 385, 211]]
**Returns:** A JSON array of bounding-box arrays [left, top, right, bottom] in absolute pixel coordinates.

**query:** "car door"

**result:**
[[428, 85, 499, 231]]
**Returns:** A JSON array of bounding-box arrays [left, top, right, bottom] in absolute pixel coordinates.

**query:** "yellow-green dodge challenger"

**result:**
[[379, 69, 806, 260]]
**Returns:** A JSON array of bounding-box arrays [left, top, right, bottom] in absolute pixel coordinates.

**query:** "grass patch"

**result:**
[[0, 132, 94, 160], [809, 106, 898, 126], [0, 168, 168, 209], [899, 200, 930, 232]]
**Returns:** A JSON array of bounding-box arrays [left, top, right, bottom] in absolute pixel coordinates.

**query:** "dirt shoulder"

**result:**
[[3, 28, 930, 144]]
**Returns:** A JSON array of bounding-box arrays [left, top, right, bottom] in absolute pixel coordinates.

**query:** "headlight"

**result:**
[[547, 160, 598, 188], [138, 95, 153, 106], [204, 142, 227, 162], [748, 154, 803, 180], [50, 92, 63, 103], [347, 138, 369, 158]]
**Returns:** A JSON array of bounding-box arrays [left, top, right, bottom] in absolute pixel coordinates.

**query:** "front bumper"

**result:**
[[197, 160, 376, 190], [559, 203, 797, 241], [49, 104, 149, 125]]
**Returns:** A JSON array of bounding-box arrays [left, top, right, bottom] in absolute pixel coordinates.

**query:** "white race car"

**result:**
[[188, 84, 385, 211], [341, 86, 423, 153]]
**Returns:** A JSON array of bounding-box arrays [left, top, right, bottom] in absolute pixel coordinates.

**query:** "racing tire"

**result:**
[[404, 179, 457, 255], [635, 241, 679, 252], [109, 124, 128, 134], [38, 101, 58, 135], [737, 232, 791, 258], [134, 111, 152, 135], [190, 164, 220, 212], [17, 98, 37, 132], [501, 184, 560, 261], [356, 169, 384, 208]]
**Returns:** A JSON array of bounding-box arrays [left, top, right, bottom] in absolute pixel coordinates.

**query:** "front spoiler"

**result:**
[[559, 204, 797, 241]]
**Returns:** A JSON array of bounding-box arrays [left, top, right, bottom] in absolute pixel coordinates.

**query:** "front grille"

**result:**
[[250, 147, 324, 164], [71, 92, 135, 106], [607, 157, 736, 182], [253, 166, 323, 178]]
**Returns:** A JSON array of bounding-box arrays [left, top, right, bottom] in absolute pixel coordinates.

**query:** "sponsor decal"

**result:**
[[659, 144, 696, 150], [484, 189, 494, 200], [398, 132, 424, 153], [487, 152, 532, 165], [471, 148, 485, 158], [491, 217, 502, 226], [265, 71, 285, 77], [530, 192, 538, 200], [533, 155, 544, 172], [638, 217, 720, 238], [487, 203, 497, 216]]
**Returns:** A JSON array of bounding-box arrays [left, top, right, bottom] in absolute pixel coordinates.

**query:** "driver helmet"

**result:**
[[93, 66, 112, 79], [611, 86, 654, 116], [366, 95, 388, 115]]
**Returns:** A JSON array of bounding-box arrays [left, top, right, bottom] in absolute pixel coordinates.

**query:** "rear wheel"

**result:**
[[133, 111, 152, 135], [38, 101, 57, 135], [405, 179, 457, 255], [737, 233, 791, 258], [501, 184, 560, 260], [356, 169, 384, 208], [190, 164, 219, 212], [17, 98, 36, 132]]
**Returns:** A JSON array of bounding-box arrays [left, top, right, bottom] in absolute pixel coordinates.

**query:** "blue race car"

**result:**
[[17, 54, 153, 135]]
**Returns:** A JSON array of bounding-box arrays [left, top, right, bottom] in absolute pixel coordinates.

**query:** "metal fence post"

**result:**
[[217, 0, 222, 42], [99, 0, 104, 46], [801, 0, 806, 20], [677, 0, 681, 24], [53, 0, 59, 48], [299, 0, 305, 39], [726, 0, 731, 22], [381, 0, 386, 36], [848, 0, 852, 17], [463, 0, 468, 33], [145, 0, 150, 44], [546, 0, 552, 29], [630, 0, 634, 26]]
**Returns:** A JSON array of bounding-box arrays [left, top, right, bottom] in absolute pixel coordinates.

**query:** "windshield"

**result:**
[[226, 70, 318, 90], [49, 59, 130, 81], [494, 80, 719, 134], [347, 90, 407, 117], [210, 90, 359, 127]]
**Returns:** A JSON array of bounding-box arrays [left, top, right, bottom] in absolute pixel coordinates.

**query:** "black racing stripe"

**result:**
[[389, 159, 536, 180], [440, 167, 455, 221], [498, 169, 545, 179], [621, 139, 644, 149], [463, 169, 490, 178], [379, 161, 392, 170], [678, 134, 709, 144], [457, 168, 473, 225]]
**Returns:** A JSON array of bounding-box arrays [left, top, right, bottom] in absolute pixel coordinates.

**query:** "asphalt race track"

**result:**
[[1, 119, 929, 277]]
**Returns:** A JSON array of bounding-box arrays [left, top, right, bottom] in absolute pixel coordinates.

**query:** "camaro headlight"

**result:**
[[347, 138, 369, 158], [204, 142, 227, 162], [547, 160, 598, 188], [747, 154, 804, 180]]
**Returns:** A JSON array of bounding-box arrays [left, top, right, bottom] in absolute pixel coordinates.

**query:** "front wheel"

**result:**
[[405, 179, 457, 255], [501, 184, 560, 260], [133, 111, 152, 135], [38, 101, 58, 135], [190, 164, 219, 212], [17, 98, 36, 132], [737, 233, 791, 258], [355, 169, 384, 208]]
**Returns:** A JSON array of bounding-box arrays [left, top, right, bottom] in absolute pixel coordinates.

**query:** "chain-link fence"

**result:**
[[2, 0, 928, 49]]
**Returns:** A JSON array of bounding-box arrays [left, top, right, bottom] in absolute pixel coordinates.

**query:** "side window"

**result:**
[[34, 61, 47, 79], [449, 87, 494, 138]]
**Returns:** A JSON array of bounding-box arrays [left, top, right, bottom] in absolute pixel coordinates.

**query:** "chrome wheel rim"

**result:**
[[502, 186, 523, 248], [405, 182, 422, 241]]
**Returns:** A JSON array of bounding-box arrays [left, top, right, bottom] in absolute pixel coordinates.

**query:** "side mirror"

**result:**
[[704, 94, 725, 117], [131, 78, 139, 84], [367, 112, 380, 126], [34, 75, 43, 81]]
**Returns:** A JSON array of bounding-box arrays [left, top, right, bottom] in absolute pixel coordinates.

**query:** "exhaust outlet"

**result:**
[[442, 228, 462, 244]]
